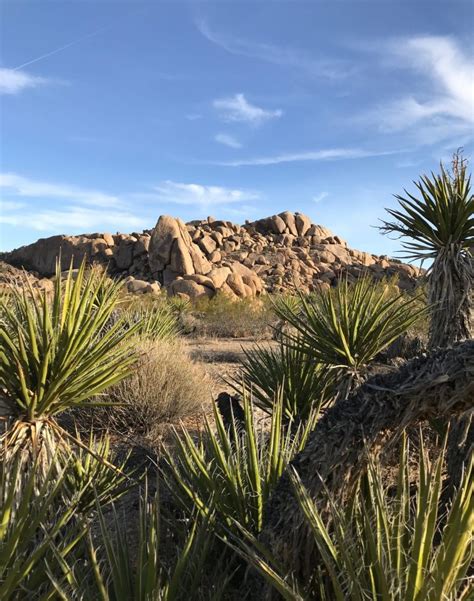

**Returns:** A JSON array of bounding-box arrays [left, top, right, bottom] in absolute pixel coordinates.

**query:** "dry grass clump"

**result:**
[[82, 340, 212, 443]]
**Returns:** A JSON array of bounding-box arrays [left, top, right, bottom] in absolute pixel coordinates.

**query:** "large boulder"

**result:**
[[167, 278, 213, 300], [295, 213, 311, 236], [149, 215, 211, 278], [278, 211, 298, 236], [149, 216, 188, 273], [4, 235, 93, 276], [207, 266, 232, 289], [270, 215, 287, 234]]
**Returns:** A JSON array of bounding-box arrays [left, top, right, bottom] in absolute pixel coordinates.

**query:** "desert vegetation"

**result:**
[[0, 156, 472, 600]]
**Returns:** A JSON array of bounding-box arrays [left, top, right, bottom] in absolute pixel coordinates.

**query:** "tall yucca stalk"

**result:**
[[162, 392, 315, 537], [0, 261, 138, 464], [274, 277, 426, 398], [231, 435, 474, 601], [381, 155, 473, 347], [381, 153, 473, 494]]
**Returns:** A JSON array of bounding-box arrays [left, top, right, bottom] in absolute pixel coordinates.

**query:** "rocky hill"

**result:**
[[1, 211, 421, 300]]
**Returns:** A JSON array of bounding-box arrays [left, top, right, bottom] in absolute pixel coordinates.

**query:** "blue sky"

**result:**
[[1, 1, 473, 255]]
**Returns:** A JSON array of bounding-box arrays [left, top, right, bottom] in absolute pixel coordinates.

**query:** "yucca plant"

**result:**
[[274, 277, 427, 398], [49, 484, 228, 601], [231, 435, 474, 601], [381, 154, 473, 348], [381, 152, 473, 494], [167, 295, 192, 317], [0, 260, 138, 467], [120, 303, 180, 341], [0, 456, 89, 600], [59, 432, 134, 515], [162, 392, 316, 538], [228, 340, 334, 423]]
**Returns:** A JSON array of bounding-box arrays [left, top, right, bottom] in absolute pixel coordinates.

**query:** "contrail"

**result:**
[[13, 25, 111, 71]]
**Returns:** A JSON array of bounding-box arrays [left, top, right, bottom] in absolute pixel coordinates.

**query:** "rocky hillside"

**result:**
[[1, 211, 421, 300]]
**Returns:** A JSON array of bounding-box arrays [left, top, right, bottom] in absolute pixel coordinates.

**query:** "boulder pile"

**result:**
[[1, 211, 421, 300]]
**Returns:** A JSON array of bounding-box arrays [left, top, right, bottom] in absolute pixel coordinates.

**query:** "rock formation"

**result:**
[[1, 211, 422, 300]]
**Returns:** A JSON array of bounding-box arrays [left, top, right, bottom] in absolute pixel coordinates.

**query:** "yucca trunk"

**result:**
[[259, 340, 474, 588], [429, 245, 473, 494], [428, 244, 472, 348]]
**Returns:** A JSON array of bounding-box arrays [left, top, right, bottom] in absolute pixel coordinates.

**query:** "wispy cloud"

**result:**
[[365, 36, 474, 145], [213, 93, 282, 125], [151, 180, 259, 208], [313, 191, 329, 203], [0, 68, 49, 95], [213, 147, 401, 167], [0, 206, 145, 232], [0, 172, 145, 234], [215, 133, 242, 149], [0, 173, 120, 207], [1, 200, 26, 211], [196, 18, 353, 80]]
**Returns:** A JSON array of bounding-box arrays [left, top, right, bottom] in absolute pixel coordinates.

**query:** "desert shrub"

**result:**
[[162, 393, 315, 538], [228, 340, 335, 422], [167, 294, 192, 317], [190, 294, 275, 339], [89, 340, 212, 441], [232, 435, 474, 600]]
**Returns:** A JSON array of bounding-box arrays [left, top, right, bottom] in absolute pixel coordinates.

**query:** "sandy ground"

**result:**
[[184, 336, 278, 398]]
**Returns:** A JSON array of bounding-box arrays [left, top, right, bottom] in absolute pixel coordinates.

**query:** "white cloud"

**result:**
[[366, 36, 474, 144], [0, 173, 120, 207], [0, 68, 48, 95], [1, 200, 26, 211], [0, 206, 145, 232], [214, 147, 401, 167], [196, 18, 353, 80], [215, 133, 242, 149], [0, 172, 145, 234], [152, 180, 259, 208], [399, 36, 473, 123], [213, 93, 282, 125], [313, 191, 329, 203]]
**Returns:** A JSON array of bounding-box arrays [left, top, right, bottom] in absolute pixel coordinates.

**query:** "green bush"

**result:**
[[0, 456, 89, 599], [119, 303, 180, 341], [191, 294, 275, 339]]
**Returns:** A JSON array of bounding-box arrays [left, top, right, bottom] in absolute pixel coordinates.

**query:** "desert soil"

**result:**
[[185, 336, 278, 398]]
